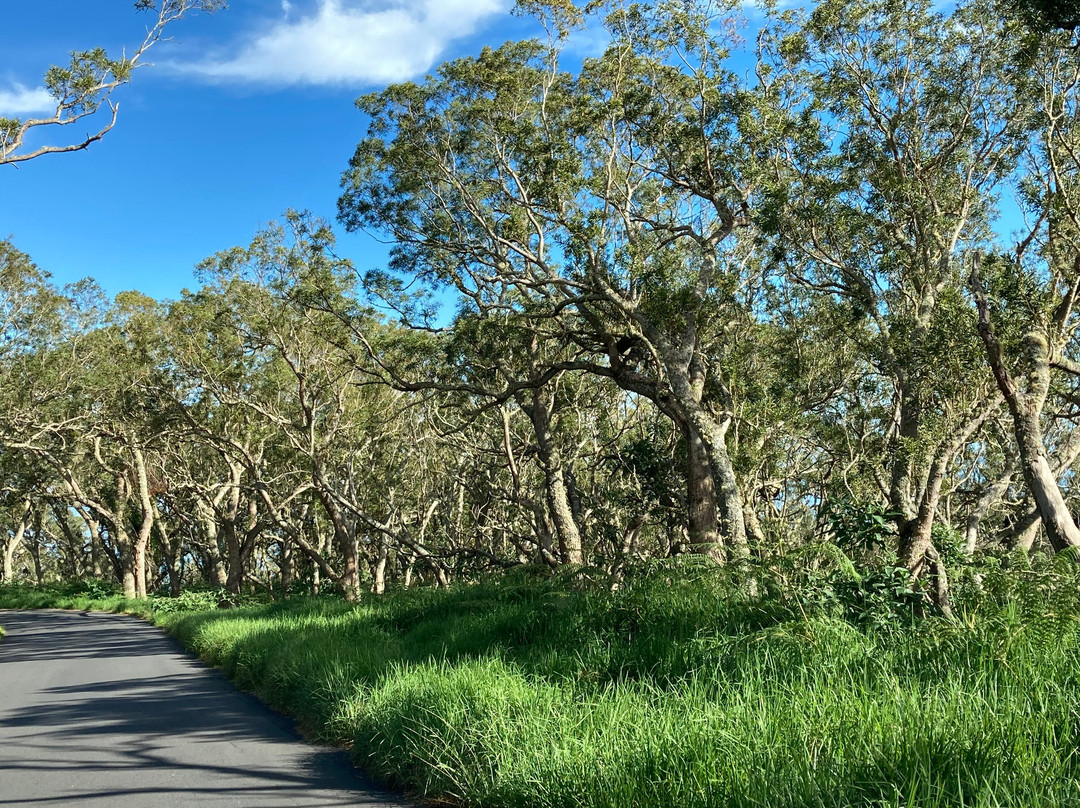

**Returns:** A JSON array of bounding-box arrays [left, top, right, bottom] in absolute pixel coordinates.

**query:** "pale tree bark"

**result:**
[[972, 263, 1080, 553], [569, 350, 733, 562], [1, 497, 31, 582], [131, 448, 156, 599], [521, 379, 583, 565], [976, 428, 1080, 552], [899, 395, 1002, 576], [372, 543, 389, 595], [965, 459, 1016, 556], [195, 497, 229, 588], [311, 465, 361, 601], [280, 536, 295, 594]]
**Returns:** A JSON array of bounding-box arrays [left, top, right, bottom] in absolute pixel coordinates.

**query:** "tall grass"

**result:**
[[4, 559, 1080, 807]]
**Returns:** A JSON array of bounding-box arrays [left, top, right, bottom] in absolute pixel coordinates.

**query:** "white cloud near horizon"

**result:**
[[182, 0, 509, 87], [0, 84, 54, 116]]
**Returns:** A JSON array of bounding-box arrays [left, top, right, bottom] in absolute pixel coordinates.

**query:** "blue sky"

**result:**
[[0, 1, 539, 301]]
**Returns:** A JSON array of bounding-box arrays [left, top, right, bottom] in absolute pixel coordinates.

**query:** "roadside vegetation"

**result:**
[[6, 0, 1080, 805], [5, 551, 1080, 808]]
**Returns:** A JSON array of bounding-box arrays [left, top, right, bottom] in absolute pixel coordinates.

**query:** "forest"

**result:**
[[3, 0, 1080, 605], [5, 0, 1080, 803]]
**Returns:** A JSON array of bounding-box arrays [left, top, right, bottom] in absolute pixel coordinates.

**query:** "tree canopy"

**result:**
[[3, 0, 1080, 616]]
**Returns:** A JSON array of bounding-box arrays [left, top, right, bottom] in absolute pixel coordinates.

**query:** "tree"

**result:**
[[339, 0, 792, 561], [1, 1, 223, 166], [765, 0, 1029, 585]]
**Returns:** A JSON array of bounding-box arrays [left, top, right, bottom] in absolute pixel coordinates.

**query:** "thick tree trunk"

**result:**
[[685, 422, 723, 562], [195, 499, 229, 588], [693, 406, 748, 556], [665, 368, 748, 556], [117, 527, 137, 599], [224, 521, 246, 595], [1015, 418, 1080, 551], [889, 379, 921, 526], [1000, 430, 1080, 552]]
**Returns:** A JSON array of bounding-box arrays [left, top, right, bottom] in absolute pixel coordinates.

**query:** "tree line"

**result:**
[[3, 0, 1080, 607]]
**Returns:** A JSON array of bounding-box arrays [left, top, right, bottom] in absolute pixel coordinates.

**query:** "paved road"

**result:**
[[0, 610, 411, 807]]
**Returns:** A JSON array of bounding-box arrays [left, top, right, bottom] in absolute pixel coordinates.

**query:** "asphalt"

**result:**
[[0, 609, 413, 807]]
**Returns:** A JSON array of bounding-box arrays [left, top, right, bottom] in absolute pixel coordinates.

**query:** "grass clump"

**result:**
[[0, 579, 149, 615], [6, 557, 1080, 807]]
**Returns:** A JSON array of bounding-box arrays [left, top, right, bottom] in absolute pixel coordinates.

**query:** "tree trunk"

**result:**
[[224, 521, 246, 595], [28, 520, 44, 585], [974, 272, 1080, 554], [666, 366, 749, 557], [685, 422, 723, 562], [900, 464, 946, 577], [314, 485, 360, 600], [1, 498, 31, 583], [159, 522, 182, 598], [965, 462, 1015, 555], [280, 536, 294, 594], [1015, 415, 1080, 552], [527, 385, 584, 565], [113, 525, 137, 599], [372, 544, 389, 595], [196, 499, 228, 588]]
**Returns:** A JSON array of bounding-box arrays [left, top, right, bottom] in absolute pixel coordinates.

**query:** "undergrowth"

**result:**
[[4, 554, 1080, 807]]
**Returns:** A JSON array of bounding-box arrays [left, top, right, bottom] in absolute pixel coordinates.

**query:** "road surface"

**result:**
[[0, 609, 411, 807]]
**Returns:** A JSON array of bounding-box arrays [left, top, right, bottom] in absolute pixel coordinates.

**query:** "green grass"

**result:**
[[0, 580, 152, 615], [4, 563, 1080, 807]]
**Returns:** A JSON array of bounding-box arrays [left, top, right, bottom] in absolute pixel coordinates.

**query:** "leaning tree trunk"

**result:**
[[973, 271, 1080, 553], [1011, 393, 1080, 552], [1, 497, 31, 583], [965, 461, 1016, 556], [900, 395, 1000, 575]]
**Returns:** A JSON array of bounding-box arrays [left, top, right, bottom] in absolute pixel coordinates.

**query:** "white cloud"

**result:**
[[183, 0, 509, 87], [0, 84, 54, 117]]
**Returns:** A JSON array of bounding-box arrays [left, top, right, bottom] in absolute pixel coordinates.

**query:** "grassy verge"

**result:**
[[3, 562, 1080, 807]]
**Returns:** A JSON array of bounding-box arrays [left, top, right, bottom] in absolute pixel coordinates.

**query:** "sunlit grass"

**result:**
[[3, 565, 1080, 807]]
